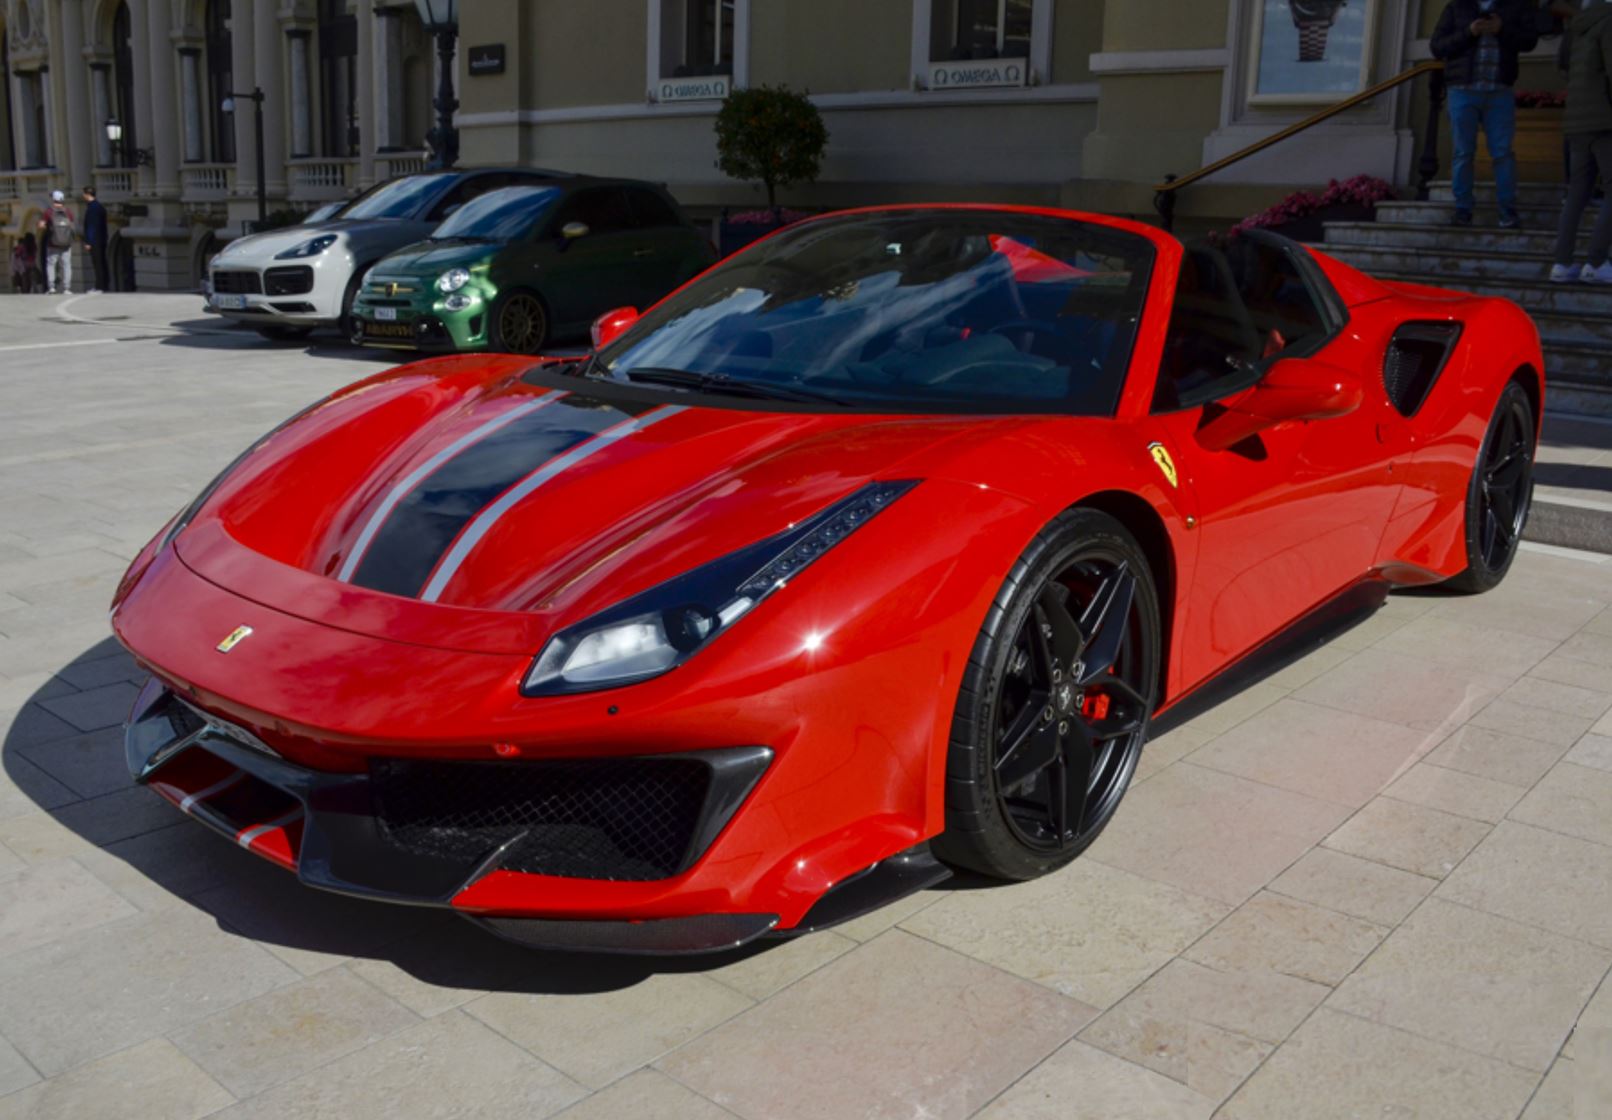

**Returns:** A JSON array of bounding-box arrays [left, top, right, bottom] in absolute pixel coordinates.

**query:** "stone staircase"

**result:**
[[1322, 182, 1612, 554], [1321, 181, 1611, 417]]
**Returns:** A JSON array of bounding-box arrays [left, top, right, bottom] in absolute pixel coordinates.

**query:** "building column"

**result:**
[[288, 30, 312, 158], [91, 65, 114, 166], [253, 0, 287, 193], [58, 0, 92, 187], [180, 48, 204, 162], [374, 8, 403, 150], [37, 68, 55, 168], [356, 2, 375, 185], [144, 0, 179, 191]]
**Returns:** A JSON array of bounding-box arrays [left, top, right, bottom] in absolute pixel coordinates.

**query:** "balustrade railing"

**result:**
[[288, 158, 357, 201], [375, 151, 429, 180], [182, 164, 234, 200]]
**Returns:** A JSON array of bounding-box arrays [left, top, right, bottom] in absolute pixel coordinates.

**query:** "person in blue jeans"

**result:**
[[1432, 0, 1541, 227]]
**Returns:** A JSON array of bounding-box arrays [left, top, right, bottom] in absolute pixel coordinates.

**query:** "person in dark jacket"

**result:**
[[1432, 0, 1542, 227], [81, 186, 109, 294], [1551, 1, 1612, 282]]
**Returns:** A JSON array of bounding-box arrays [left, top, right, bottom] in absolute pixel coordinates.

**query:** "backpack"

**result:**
[[49, 209, 73, 248]]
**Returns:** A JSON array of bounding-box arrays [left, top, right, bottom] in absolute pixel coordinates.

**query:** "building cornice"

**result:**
[[458, 83, 1101, 129], [1088, 48, 1230, 75]]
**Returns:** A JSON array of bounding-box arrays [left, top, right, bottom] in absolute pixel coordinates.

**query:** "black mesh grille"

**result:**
[[369, 757, 713, 881], [264, 266, 314, 295], [213, 270, 262, 294], [1384, 322, 1461, 417]]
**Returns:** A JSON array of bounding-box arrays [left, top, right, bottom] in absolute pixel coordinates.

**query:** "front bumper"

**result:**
[[207, 253, 353, 327], [352, 282, 490, 353], [126, 680, 783, 953]]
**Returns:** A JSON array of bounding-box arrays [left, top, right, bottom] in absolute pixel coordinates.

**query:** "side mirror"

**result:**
[[561, 221, 590, 241], [1195, 357, 1363, 453], [591, 306, 639, 350]]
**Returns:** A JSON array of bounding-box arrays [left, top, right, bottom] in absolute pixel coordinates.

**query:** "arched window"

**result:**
[[205, 0, 234, 162], [318, 0, 358, 157], [112, 1, 138, 168]]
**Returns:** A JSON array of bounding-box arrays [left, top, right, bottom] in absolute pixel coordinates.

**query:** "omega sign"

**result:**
[[928, 59, 1028, 90], [658, 74, 730, 102]]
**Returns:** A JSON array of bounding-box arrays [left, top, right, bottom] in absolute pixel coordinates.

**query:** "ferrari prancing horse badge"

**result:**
[[216, 625, 254, 653], [1147, 442, 1179, 489]]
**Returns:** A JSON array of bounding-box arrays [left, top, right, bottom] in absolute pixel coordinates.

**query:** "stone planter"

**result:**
[[718, 208, 808, 257], [1267, 202, 1377, 244]]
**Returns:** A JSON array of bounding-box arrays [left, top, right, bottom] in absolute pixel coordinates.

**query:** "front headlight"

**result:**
[[437, 267, 471, 293], [522, 480, 918, 695], [274, 234, 338, 260]]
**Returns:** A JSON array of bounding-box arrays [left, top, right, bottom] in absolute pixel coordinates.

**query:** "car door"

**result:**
[[1147, 235, 1403, 691], [541, 186, 641, 329], [623, 186, 707, 305]]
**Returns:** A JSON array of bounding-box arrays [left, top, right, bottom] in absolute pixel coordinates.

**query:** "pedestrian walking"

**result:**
[[37, 190, 78, 295], [1551, 1, 1612, 282], [1432, 0, 1541, 227], [81, 186, 109, 294], [10, 233, 37, 294]]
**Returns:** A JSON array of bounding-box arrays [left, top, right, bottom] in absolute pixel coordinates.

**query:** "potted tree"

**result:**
[[715, 85, 828, 255]]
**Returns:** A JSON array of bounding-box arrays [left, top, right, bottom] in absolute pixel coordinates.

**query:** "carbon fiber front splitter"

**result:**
[[123, 679, 781, 953]]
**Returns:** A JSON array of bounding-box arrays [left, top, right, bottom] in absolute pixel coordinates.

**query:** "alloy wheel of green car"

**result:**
[[493, 292, 549, 355]]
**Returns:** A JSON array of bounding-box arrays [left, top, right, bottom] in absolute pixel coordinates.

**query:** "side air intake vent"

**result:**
[[1383, 322, 1461, 417]]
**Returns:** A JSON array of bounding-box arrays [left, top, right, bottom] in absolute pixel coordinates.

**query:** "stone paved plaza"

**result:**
[[1, 293, 1611, 1119]]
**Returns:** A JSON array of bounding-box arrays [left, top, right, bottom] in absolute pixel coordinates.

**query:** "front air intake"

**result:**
[[1383, 322, 1461, 417]]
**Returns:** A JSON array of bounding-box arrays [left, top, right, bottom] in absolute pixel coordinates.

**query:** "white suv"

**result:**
[[207, 169, 563, 342]]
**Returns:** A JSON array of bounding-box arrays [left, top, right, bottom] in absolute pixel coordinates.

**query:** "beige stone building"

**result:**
[[2, 0, 439, 290], [1, 1, 1567, 292]]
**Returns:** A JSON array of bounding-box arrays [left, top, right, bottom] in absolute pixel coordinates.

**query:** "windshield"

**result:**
[[594, 210, 1155, 414], [340, 173, 456, 221], [432, 186, 561, 241]]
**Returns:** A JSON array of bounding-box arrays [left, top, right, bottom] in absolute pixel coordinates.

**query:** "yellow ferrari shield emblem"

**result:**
[[216, 625, 254, 653], [1147, 442, 1179, 489]]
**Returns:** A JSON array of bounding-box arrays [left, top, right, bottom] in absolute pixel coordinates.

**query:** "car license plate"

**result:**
[[375, 307, 398, 321], [364, 321, 414, 340], [216, 294, 246, 310]]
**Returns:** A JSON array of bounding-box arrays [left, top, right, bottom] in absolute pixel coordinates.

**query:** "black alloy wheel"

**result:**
[[1449, 381, 1534, 593], [491, 291, 549, 355], [936, 509, 1159, 880]]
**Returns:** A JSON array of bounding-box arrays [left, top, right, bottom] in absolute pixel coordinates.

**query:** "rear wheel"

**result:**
[[935, 509, 1160, 880], [1447, 381, 1535, 593], [338, 272, 365, 345], [490, 290, 549, 355], [254, 324, 312, 343]]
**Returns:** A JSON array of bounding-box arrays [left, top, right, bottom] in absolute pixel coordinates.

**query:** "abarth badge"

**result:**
[[1147, 442, 1179, 489], [216, 625, 254, 653]]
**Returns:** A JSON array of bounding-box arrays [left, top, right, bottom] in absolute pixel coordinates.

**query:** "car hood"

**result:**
[[212, 218, 437, 266], [369, 239, 497, 278], [173, 357, 1023, 652]]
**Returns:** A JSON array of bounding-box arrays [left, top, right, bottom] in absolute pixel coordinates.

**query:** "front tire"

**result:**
[[489, 290, 550, 355], [935, 509, 1160, 881], [1446, 381, 1535, 594]]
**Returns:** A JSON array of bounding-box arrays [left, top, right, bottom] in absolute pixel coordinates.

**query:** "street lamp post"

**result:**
[[222, 88, 267, 229], [414, 0, 460, 170], [103, 119, 153, 167]]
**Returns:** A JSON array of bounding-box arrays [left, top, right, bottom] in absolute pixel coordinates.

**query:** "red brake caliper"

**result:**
[[1081, 692, 1110, 721]]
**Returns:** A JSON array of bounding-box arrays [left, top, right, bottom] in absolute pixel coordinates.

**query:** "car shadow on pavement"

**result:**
[[4, 584, 1407, 994], [1, 638, 804, 996]]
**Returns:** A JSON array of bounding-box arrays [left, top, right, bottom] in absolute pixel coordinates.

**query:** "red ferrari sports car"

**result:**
[[111, 205, 1541, 953]]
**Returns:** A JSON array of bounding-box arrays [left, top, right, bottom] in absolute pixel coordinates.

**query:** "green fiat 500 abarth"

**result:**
[[352, 175, 715, 354]]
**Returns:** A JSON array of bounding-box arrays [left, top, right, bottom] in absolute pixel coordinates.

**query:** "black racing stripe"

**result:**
[[561, 391, 661, 418], [351, 397, 629, 597]]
